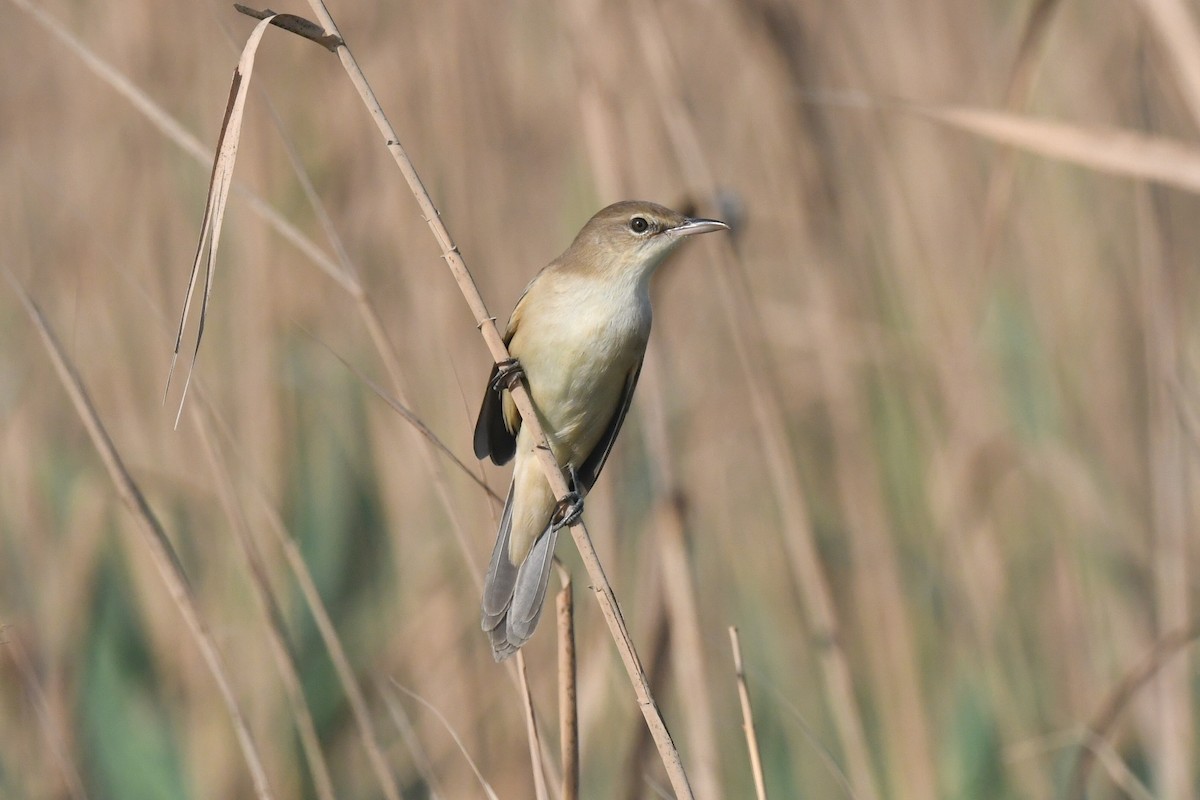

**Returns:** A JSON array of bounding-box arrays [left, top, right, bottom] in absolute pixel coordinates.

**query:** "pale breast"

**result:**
[[508, 272, 650, 466]]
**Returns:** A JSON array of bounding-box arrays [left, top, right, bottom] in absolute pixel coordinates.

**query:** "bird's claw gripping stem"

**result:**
[[552, 491, 584, 530], [490, 357, 525, 393], [551, 465, 584, 530]]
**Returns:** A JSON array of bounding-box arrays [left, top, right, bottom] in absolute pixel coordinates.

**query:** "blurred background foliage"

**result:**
[[2, 0, 1199, 798]]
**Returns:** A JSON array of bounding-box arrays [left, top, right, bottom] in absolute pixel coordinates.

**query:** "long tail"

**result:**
[[480, 481, 559, 661]]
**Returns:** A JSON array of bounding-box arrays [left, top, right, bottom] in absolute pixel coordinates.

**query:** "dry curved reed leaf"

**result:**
[[166, 14, 276, 427]]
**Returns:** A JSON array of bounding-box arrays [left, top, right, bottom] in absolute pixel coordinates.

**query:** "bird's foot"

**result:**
[[490, 357, 525, 392], [551, 465, 585, 529], [551, 490, 584, 530]]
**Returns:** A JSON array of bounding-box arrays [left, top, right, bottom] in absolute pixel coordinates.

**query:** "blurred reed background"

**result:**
[[2, 0, 1198, 797]]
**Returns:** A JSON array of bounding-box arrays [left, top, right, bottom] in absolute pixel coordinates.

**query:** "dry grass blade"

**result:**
[[729, 627, 768, 800], [166, 14, 276, 427], [910, 103, 1200, 194], [556, 566, 579, 800], [390, 679, 501, 800], [4, 269, 276, 800], [1066, 620, 1200, 799]]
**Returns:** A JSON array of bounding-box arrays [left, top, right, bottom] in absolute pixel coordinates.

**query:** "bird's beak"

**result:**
[[667, 217, 730, 237]]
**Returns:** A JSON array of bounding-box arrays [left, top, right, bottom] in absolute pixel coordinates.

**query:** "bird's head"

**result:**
[[561, 200, 728, 284]]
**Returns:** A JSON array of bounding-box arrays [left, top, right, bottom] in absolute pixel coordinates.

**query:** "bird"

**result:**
[[473, 200, 728, 660]]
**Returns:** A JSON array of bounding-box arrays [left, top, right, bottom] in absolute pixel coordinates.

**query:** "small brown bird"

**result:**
[[474, 200, 728, 660]]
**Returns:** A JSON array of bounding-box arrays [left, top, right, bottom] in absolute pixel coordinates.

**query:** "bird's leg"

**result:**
[[490, 357, 525, 393], [551, 464, 584, 530]]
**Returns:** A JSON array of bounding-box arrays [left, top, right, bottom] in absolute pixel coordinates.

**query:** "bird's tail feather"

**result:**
[[480, 480, 558, 661], [481, 482, 518, 627]]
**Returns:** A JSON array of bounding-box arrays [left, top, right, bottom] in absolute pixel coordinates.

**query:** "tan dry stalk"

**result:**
[[5, 270, 276, 800], [190, 409, 341, 800], [729, 627, 768, 800], [556, 568, 579, 800], [166, 16, 453, 792], [250, 4, 698, 796], [317, 340, 500, 501], [517, 652, 551, 800]]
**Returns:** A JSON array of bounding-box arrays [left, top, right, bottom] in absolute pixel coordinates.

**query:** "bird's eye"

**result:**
[[629, 216, 650, 234]]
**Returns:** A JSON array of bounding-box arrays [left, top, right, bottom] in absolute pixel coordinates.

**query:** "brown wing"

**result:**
[[473, 285, 537, 465], [575, 360, 642, 492], [473, 359, 518, 465]]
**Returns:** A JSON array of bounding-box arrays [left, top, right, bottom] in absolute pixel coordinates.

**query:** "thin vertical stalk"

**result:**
[[557, 570, 580, 800], [729, 627, 768, 800]]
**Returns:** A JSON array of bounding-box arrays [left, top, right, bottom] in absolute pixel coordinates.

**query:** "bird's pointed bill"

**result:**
[[668, 217, 730, 237]]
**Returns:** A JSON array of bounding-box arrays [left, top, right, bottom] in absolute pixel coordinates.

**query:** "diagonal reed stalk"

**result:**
[[239, 4, 697, 796]]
